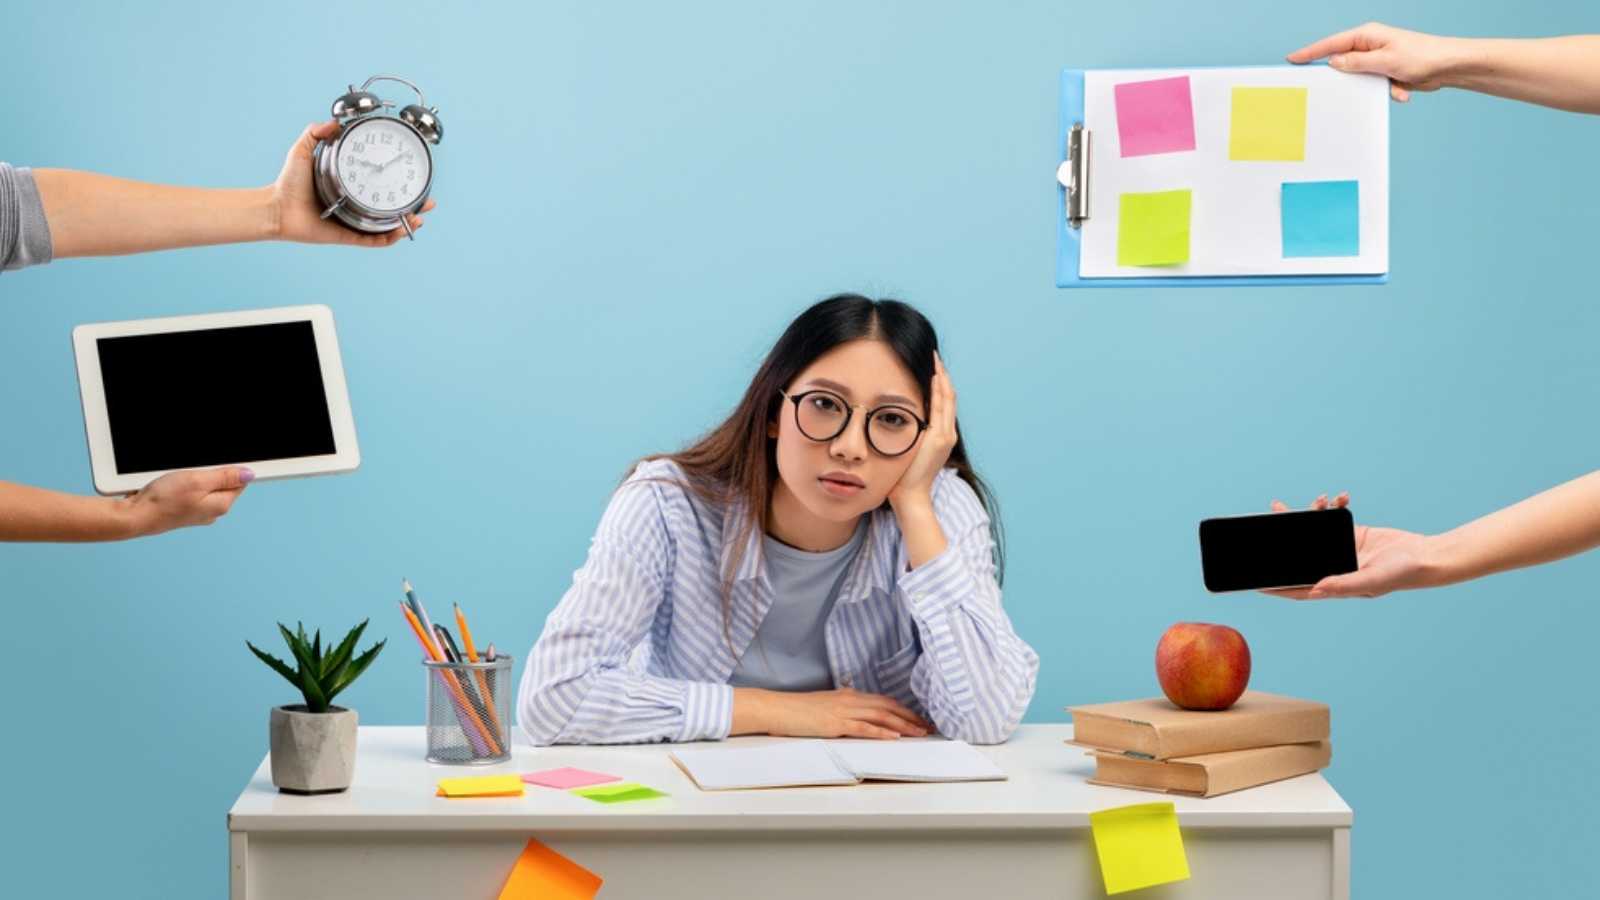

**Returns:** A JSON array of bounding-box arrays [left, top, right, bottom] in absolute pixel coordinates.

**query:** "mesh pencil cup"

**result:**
[[423, 655, 513, 764]]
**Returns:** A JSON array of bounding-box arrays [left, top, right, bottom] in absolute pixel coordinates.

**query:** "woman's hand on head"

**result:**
[[269, 120, 435, 247], [1287, 22, 1465, 102], [1262, 492, 1436, 599], [122, 467, 253, 538], [887, 352, 958, 512], [738, 687, 933, 740]]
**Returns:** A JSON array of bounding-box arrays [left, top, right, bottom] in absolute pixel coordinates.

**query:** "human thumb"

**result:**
[[203, 467, 256, 492]]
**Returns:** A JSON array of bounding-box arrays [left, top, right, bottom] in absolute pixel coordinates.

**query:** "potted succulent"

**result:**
[[248, 620, 385, 794]]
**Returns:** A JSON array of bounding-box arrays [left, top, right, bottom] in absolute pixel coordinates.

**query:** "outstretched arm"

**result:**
[[0, 468, 252, 543], [1288, 23, 1600, 114], [33, 120, 435, 259]]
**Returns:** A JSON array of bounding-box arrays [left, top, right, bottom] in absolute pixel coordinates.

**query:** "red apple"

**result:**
[[1156, 622, 1251, 710]]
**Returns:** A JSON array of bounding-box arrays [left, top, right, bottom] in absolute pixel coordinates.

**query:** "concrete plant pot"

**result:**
[[270, 705, 358, 794]]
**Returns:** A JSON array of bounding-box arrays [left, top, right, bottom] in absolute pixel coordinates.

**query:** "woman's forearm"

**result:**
[[32, 169, 278, 259], [1430, 470, 1600, 585], [1446, 36, 1600, 115], [893, 496, 948, 570], [731, 687, 774, 736], [0, 480, 138, 542]]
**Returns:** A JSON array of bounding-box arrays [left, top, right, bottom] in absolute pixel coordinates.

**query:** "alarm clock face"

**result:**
[[335, 117, 432, 214]]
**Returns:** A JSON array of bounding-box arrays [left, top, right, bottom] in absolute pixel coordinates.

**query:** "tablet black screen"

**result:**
[[96, 321, 337, 474]]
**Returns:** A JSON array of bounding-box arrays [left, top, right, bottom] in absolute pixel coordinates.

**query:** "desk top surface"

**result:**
[[228, 725, 1352, 832]]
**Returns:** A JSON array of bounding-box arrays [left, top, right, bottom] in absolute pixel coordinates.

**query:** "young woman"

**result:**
[[517, 295, 1038, 745]]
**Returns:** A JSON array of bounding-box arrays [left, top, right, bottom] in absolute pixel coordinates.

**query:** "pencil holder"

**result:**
[[423, 655, 513, 765]]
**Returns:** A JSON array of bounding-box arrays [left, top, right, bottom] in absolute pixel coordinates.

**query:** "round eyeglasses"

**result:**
[[779, 389, 928, 458]]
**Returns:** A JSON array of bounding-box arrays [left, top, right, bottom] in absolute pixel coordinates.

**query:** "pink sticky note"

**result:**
[[522, 767, 623, 790], [1114, 76, 1196, 158]]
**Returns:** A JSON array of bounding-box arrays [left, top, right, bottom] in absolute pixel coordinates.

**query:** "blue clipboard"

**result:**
[[1055, 67, 1389, 288]]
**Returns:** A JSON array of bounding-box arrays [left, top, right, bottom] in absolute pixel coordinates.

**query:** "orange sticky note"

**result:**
[[436, 774, 526, 798], [498, 838, 602, 900]]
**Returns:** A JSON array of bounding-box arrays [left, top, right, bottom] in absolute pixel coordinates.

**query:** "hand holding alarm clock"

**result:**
[[300, 74, 443, 242]]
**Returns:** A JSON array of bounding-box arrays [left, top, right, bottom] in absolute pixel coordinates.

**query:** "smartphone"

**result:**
[[1198, 507, 1358, 593]]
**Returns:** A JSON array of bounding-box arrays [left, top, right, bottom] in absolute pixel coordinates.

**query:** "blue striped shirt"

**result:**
[[516, 459, 1039, 746]]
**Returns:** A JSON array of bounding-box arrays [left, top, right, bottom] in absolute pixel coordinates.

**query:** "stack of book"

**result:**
[[1066, 691, 1330, 798]]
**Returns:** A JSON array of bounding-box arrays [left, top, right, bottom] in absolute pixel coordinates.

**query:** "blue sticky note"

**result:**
[[1281, 180, 1359, 258]]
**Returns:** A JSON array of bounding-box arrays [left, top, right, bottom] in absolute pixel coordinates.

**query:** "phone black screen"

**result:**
[[1199, 508, 1358, 592]]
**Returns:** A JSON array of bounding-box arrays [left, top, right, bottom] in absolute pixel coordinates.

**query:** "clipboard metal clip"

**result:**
[[1057, 122, 1090, 229]]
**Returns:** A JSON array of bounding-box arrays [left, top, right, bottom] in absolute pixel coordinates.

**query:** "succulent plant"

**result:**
[[248, 620, 385, 714]]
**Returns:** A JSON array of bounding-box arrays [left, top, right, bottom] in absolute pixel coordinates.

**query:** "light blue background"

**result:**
[[3, 1, 1596, 896]]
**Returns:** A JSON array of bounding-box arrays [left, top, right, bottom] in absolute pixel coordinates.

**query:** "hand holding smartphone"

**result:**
[[1199, 507, 1359, 593]]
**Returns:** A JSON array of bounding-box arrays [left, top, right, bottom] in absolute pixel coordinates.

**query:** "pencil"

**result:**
[[454, 603, 480, 661], [402, 579, 444, 659], [454, 603, 506, 739], [401, 602, 501, 757], [400, 603, 487, 757]]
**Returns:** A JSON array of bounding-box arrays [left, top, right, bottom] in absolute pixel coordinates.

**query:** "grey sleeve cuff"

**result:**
[[1, 162, 55, 273]]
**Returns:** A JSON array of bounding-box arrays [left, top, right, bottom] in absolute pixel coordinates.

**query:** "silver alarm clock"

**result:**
[[313, 74, 442, 240]]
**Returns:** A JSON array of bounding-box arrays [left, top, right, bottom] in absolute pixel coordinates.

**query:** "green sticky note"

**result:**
[[1089, 802, 1191, 895], [1117, 190, 1191, 267], [571, 782, 669, 804], [1229, 87, 1308, 161]]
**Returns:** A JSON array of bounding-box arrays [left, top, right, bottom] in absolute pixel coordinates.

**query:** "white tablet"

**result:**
[[72, 305, 361, 495]]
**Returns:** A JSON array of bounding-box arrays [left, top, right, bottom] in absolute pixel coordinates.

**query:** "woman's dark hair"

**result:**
[[632, 293, 1004, 631]]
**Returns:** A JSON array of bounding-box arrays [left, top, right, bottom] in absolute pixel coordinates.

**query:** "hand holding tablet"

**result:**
[[72, 305, 361, 496], [118, 467, 256, 538]]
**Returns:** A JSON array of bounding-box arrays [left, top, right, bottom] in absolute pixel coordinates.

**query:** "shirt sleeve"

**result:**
[[0, 163, 54, 273], [896, 470, 1040, 744], [516, 475, 735, 745]]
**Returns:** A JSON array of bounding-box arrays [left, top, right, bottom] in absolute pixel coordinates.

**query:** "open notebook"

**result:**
[[671, 739, 1006, 791]]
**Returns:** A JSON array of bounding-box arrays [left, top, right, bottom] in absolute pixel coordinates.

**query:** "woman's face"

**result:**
[[770, 339, 926, 525]]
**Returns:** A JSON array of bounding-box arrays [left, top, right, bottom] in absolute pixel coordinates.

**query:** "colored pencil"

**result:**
[[400, 602, 500, 757], [454, 602, 505, 737]]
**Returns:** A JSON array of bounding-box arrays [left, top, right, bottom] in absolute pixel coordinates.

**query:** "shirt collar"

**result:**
[[720, 496, 900, 601]]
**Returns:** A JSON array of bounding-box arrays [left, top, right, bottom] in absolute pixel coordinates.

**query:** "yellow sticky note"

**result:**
[[1117, 190, 1191, 267], [1089, 802, 1191, 895], [436, 774, 525, 798], [498, 838, 602, 900], [1229, 86, 1308, 161]]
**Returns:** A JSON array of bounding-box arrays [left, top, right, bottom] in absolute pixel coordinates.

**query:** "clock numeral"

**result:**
[[372, 192, 382, 204]]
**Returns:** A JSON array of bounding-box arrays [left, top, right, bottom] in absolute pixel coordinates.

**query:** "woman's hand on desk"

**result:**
[[121, 467, 255, 537], [732, 687, 933, 740]]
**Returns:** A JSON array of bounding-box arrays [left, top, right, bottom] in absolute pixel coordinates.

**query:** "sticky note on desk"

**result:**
[[523, 767, 623, 790], [571, 782, 669, 804], [1117, 189, 1191, 267], [437, 774, 525, 798], [498, 838, 602, 900], [1089, 802, 1191, 895], [1282, 180, 1359, 257], [1114, 76, 1196, 158], [1229, 87, 1308, 161]]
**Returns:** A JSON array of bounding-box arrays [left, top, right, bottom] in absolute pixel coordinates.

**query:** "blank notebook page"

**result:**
[[671, 741, 857, 790], [825, 739, 1007, 782]]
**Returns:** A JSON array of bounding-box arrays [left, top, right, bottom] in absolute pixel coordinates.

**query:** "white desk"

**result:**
[[228, 725, 1351, 899]]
